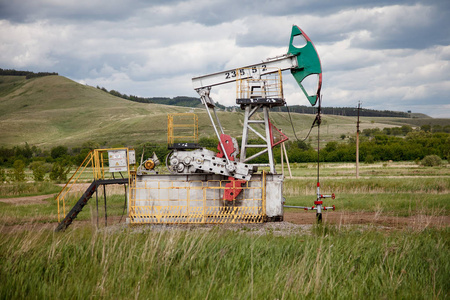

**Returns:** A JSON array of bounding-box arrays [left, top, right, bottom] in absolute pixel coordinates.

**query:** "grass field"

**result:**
[[1, 74, 449, 298], [0, 162, 448, 299]]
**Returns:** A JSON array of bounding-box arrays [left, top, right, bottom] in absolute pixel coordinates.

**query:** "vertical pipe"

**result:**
[[317, 113, 320, 185], [356, 101, 361, 179], [103, 184, 107, 227], [96, 183, 99, 228], [281, 142, 284, 176]]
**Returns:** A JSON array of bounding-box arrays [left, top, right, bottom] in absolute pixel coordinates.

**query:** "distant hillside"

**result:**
[[0, 68, 430, 119], [1, 74, 448, 149], [0, 75, 198, 148], [97, 86, 417, 118], [410, 113, 431, 119]]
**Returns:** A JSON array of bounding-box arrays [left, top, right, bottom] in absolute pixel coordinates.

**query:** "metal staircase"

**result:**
[[54, 148, 132, 232], [55, 178, 128, 232]]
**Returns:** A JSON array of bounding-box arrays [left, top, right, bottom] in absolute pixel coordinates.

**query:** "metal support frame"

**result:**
[[240, 105, 276, 173]]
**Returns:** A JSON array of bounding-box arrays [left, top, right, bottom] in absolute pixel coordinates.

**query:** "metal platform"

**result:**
[[236, 97, 285, 107]]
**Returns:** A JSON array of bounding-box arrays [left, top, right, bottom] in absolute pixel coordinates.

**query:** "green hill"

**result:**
[[0, 75, 197, 148], [0, 75, 448, 149]]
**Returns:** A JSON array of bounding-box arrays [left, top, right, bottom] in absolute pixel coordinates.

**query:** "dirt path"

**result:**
[[0, 194, 57, 205], [289, 175, 449, 179], [1, 211, 448, 234], [284, 211, 450, 229], [0, 183, 126, 206]]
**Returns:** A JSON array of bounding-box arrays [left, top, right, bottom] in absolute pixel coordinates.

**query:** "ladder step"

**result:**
[[248, 120, 265, 124], [245, 144, 267, 148]]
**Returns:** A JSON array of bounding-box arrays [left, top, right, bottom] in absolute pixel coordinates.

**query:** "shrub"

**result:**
[[49, 161, 71, 182], [30, 161, 47, 181], [9, 160, 26, 182], [0, 168, 6, 183], [420, 155, 442, 167], [50, 145, 68, 159], [364, 154, 375, 164]]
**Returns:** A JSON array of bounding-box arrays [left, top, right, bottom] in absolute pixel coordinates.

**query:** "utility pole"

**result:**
[[356, 101, 361, 179]]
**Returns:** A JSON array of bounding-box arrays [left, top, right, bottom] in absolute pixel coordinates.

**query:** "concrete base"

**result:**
[[128, 173, 284, 223]]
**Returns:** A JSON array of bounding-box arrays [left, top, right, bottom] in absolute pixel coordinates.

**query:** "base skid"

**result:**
[[129, 173, 284, 224]]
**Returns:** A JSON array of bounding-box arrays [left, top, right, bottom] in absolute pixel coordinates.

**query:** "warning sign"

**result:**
[[108, 150, 128, 172]]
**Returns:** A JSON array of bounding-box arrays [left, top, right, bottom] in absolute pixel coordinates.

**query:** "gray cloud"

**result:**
[[0, 0, 449, 117], [0, 0, 153, 23]]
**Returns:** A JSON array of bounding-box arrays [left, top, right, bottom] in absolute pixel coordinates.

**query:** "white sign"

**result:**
[[108, 150, 128, 172]]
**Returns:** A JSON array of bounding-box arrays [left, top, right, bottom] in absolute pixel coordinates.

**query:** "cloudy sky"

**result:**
[[1, 0, 449, 117]]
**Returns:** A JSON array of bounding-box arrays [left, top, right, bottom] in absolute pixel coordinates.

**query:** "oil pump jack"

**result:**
[[55, 25, 335, 231], [165, 25, 335, 221], [54, 25, 335, 232]]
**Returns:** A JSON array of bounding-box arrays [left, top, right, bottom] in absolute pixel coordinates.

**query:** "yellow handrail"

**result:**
[[56, 151, 94, 222], [167, 113, 198, 146]]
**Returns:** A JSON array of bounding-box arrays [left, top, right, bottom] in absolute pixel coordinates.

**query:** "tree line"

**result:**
[[0, 68, 58, 79], [1, 126, 448, 182], [277, 105, 410, 118]]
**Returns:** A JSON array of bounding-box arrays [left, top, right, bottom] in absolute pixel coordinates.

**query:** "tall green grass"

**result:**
[[285, 193, 449, 217], [284, 177, 450, 195], [0, 193, 127, 226], [284, 177, 450, 216], [276, 162, 450, 177], [0, 182, 61, 198], [0, 226, 448, 299]]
